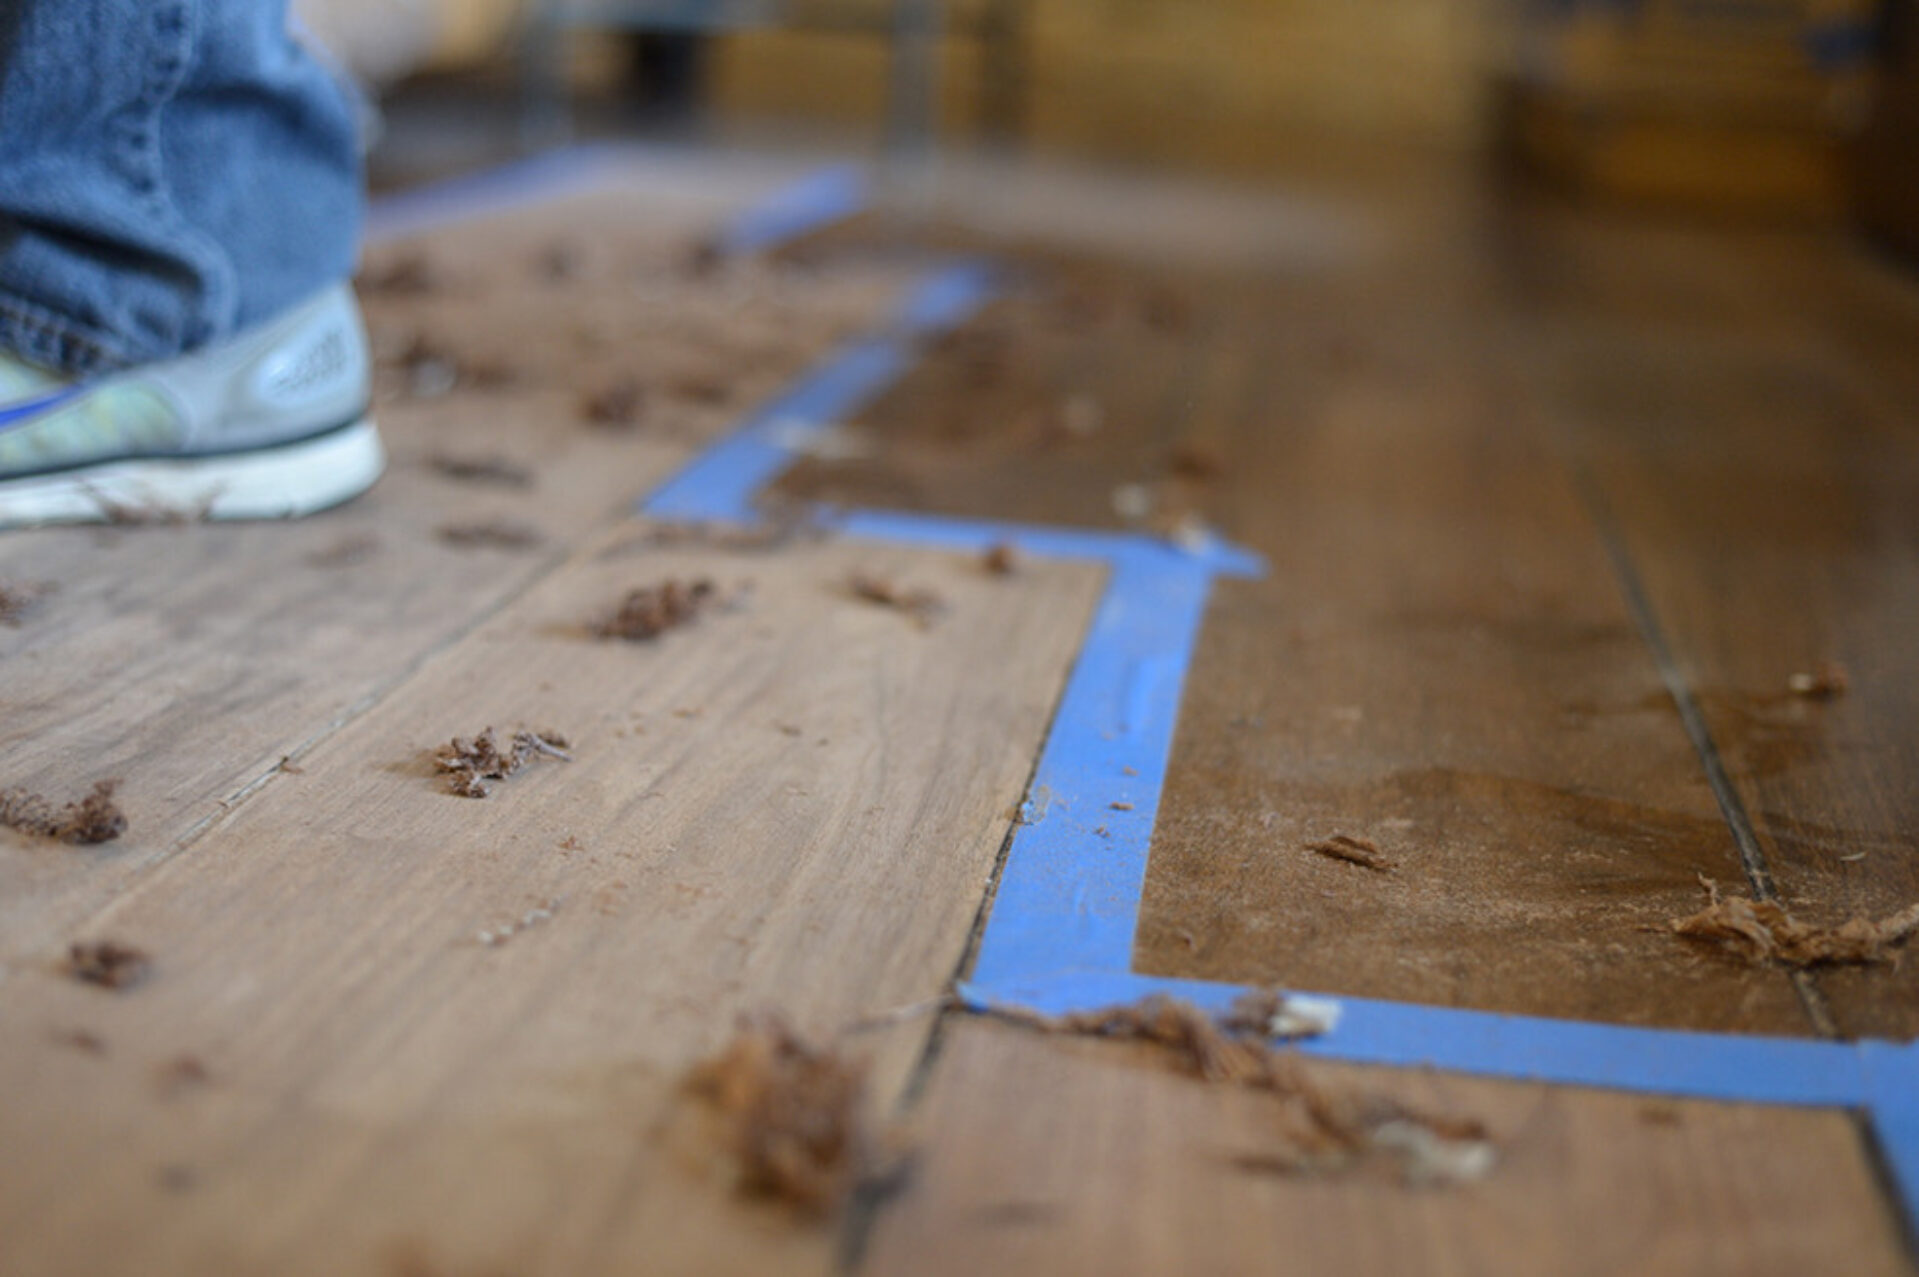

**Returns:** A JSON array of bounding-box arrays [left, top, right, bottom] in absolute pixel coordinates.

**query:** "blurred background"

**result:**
[[303, 0, 1918, 259]]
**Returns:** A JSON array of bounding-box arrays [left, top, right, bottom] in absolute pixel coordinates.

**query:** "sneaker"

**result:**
[[0, 284, 383, 527]]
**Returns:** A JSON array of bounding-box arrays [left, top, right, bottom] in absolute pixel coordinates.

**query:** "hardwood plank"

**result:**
[[864, 1017, 1913, 1277], [0, 525, 1105, 1276], [1530, 300, 1919, 1039], [0, 185, 912, 969]]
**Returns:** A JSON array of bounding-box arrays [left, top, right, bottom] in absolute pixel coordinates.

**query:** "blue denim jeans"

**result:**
[[0, 1, 362, 375]]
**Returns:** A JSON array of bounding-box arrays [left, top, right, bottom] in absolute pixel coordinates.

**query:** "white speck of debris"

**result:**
[[1370, 1120, 1498, 1187], [409, 359, 457, 399], [477, 898, 561, 948], [1840, 852, 1868, 862], [1263, 994, 1343, 1040], [1112, 483, 1153, 521], [1166, 514, 1212, 553]]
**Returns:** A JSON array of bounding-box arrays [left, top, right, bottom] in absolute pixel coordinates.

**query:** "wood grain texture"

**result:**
[[0, 187, 911, 969], [0, 528, 1104, 1276], [863, 1017, 1913, 1277], [1516, 218, 1919, 1038]]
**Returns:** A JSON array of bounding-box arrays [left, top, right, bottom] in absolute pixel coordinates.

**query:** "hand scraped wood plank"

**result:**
[[0, 525, 1103, 1276], [0, 186, 915, 971]]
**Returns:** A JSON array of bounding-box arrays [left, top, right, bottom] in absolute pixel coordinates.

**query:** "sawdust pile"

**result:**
[[1306, 833, 1396, 874], [68, 940, 151, 990], [981, 543, 1017, 576], [1006, 992, 1494, 1187], [435, 520, 545, 551], [684, 1012, 876, 1215], [0, 580, 53, 626], [1671, 876, 1919, 968], [0, 780, 127, 844], [425, 452, 534, 489], [847, 573, 944, 629], [434, 728, 572, 798], [591, 578, 716, 641], [579, 377, 647, 428]]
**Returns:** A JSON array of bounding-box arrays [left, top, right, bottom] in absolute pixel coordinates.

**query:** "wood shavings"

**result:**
[[357, 251, 436, 295], [424, 453, 534, 489], [982, 543, 1017, 576], [1306, 833, 1396, 874], [0, 580, 53, 626], [1670, 876, 1919, 968], [1166, 442, 1223, 481], [433, 728, 572, 799], [684, 1012, 876, 1215], [305, 533, 380, 568], [580, 377, 647, 428], [67, 940, 151, 990], [1, 780, 127, 844], [847, 573, 944, 629], [476, 898, 561, 948], [991, 992, 1490, 1187], [591, 578, 716, 641], [1788, 661, 1849, 700], [154, 1055, 212, 1099], [435, 520, 545, 551]]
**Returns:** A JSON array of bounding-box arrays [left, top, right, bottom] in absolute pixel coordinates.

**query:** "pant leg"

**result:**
[[0, 0, 362, 376]]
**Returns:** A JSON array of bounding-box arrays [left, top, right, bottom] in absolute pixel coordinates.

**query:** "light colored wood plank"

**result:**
[[0, 525, 1105, 1276], [865, 1017, 1913, 1277], [0, 184, 912, 969]]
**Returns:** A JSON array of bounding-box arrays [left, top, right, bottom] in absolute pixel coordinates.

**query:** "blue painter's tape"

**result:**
[[716, 163, 871, 255], [367, 148, 874, 255], [969, 552, 1238, 986], [960, 971, 1873, 1108], [364, 144, 623, 244], [641, 261, 1000, 522]]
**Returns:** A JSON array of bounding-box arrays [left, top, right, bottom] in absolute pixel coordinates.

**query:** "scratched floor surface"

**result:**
[[2, 151, 1916, 1274]]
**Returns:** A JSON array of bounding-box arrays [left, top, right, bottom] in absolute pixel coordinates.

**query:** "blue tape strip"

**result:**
[[961, 972, 1873, 1108], [641, 261, 999, 523], [715, 163, 871, 255], [366, 147, 874, 255], [364, 144, 624, 245]]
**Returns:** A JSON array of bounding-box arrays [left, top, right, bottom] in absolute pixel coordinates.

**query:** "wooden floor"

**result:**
[[3, 153, 1917, 1274]]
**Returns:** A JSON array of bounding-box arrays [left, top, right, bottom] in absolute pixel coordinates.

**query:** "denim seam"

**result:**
[[0, 294, 120, 374], [131, 1, 237, 353]]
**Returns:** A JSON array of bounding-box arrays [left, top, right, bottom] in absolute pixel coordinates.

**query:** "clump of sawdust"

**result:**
[[1, 780, 127, 844], [0, 580, 53, 626], [994, 992, 1494, 1187], [357, 251, 436, 295], [1671, 876, 1919, 968], [305, 533, 380, 568], [580, 377, 647, 428], [847, 573, 944, 629], [591, 579, 716, 641], [982, 543, 1017, 576], [67, 940, 151, 990], [424, 452, 534, 489], [684, 1012, 876, 1215], [1305, 833, 1396, 874], [1788, 661, 1849, 700], [434, 729, 572, 798], [435, 520, 545, 552]]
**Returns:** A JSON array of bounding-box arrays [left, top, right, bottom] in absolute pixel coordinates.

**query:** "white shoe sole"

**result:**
[[0, 417, 384, 528]]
